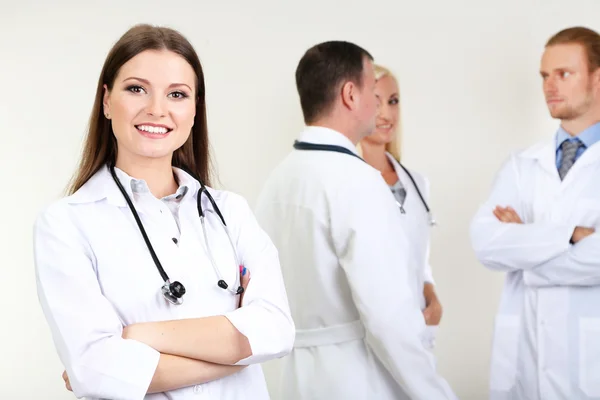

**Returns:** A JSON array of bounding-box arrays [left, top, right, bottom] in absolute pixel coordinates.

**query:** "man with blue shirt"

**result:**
[[470, 26, 600, 400]]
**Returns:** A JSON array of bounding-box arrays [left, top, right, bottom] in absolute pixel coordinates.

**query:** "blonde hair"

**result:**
[[358, 64, 403, 161]]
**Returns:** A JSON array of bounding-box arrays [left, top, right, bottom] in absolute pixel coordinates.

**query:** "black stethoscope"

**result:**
[[109, 164, 244, 305], [293, 141, 437, 226]]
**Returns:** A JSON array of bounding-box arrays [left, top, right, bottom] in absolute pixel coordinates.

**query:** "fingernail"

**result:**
[[242, 267, 247, 276]]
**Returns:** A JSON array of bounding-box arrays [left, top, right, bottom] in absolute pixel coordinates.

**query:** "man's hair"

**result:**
[[295, 41, 373, 124], [546, 26, 600, 71]]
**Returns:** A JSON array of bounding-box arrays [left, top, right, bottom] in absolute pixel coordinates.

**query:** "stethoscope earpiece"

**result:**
[[218, 280, 228, 290], [217, 280, 244, 295]]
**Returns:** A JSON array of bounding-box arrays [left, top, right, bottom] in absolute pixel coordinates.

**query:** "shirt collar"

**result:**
[[297, 125, 359, 155], [555, 122, 600, 150], [67, 164, 200, 206]]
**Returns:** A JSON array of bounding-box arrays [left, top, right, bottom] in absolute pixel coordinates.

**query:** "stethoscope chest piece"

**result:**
[[429, 214, 437, 227], [162, 280, 186, 305], [110, 163, 244, 306]]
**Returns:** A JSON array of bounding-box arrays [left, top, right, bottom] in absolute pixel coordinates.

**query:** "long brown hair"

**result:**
[[67, 24, 213, 194]]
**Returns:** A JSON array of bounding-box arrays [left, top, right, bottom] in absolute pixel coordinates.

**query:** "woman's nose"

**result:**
[[145, 95, 167, 117]]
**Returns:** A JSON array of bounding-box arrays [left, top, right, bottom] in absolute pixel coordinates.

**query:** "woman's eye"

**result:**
[[169, 91, 189, 99], [127, 85, 145, 94], [389, 98, 399, 105]]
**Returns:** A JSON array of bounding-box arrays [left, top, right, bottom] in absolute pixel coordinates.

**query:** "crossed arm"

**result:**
[[60, 269, 253, 394], [470, 156, 599, 287], [490, 206, 598, 287], [493, 206, 594, 243], [36, 196, 293, 398]]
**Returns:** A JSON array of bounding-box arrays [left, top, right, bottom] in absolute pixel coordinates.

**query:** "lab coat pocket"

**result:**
[[579, 318, 600, 397], [489, 315, 520, 392]]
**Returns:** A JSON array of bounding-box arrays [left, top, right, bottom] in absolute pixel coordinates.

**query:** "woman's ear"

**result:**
[[103, 84, 111, 119]]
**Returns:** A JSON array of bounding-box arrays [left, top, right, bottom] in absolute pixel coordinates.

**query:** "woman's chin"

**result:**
[[364, 132, 392, 145]]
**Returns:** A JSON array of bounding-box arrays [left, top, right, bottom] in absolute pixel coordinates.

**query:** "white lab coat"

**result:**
[[386, 153, 438, 349], [254, 126, 456, 400], [33, 165, 294, 400], [470, 137, 600, 399]]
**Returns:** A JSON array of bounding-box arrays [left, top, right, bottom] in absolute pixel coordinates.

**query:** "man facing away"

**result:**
[[471, 26, 600, 400], [255, 41, 456, 400]]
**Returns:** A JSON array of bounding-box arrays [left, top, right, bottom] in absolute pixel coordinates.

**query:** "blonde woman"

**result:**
[[360, 65, 442, 348]]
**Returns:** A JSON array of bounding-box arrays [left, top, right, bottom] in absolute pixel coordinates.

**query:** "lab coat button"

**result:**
[[193, 384, 202, 394]]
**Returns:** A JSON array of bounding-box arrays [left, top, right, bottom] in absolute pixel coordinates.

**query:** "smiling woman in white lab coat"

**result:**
[[32, 24, 293, 400], [359, 65, 441, 349]]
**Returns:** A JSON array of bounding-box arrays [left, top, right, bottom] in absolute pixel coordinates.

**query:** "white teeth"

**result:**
[[377, 125, 392, 129], [137, 125, 169, 134]]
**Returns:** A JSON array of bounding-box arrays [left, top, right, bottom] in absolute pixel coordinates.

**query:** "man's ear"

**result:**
[[340, 81, 357, 111], [593, 67, 600, 86]]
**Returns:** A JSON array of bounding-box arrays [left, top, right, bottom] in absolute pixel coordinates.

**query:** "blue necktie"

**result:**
[[558, 139, 583, 180]]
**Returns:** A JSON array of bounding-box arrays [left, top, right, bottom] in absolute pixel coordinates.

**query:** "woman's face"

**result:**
[[103, 49, 197, 166], [363, 74, 400, 145]]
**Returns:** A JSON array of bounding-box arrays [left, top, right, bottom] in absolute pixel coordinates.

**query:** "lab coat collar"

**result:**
[[519, 136, 600, 179], [385, 151, 408, 184], [555, 121, 600, 150], [67, 164, 200, 207], [519, 138, 556, 177], [385, 152, 402, 173], [297, 125, 359, 155]]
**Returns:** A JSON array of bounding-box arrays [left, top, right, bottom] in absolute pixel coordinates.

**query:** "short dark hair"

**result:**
[[295, 41, 373, 124], [546, 26, 600, 71]]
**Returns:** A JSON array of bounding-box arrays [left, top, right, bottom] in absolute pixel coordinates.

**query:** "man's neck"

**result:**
[[309, 118, 359, 145], [561, 113, 600, 136]]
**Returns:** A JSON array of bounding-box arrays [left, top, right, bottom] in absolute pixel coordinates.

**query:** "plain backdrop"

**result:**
[[1, 0, 599, 398]]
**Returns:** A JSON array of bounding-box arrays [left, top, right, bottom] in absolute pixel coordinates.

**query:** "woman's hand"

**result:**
[[62, 370, 72, 391], [422, 283, 443, 326]]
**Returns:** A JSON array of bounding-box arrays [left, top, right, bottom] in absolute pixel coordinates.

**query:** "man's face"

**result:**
[[541, 43, 597, 121], [356, 58, 379, 139]]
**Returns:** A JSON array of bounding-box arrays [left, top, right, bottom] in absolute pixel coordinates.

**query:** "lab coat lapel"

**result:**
[[532, 139, 559, 181], [68, 165, 133, 210], [385, 153, 416, 206], [560, 141, 600, 188]]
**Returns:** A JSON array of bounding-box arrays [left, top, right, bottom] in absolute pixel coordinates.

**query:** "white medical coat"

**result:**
[[386, 153, 438, 348], [33, 165, 294, 400], [255, 126, 456, 400], [470, 138, 600, 399]]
